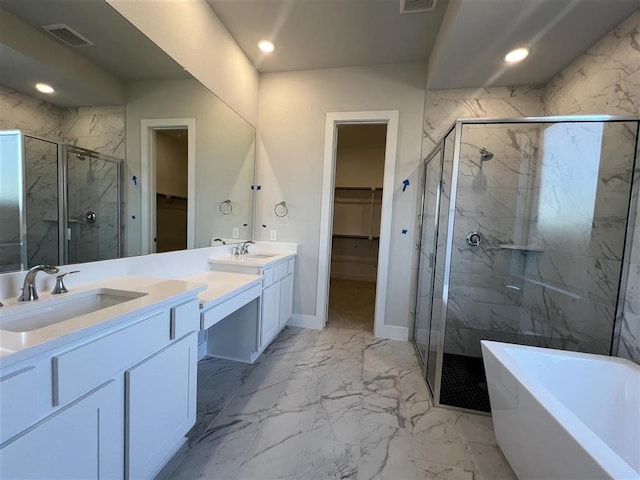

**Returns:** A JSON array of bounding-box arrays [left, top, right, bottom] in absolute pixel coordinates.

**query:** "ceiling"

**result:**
[[0, 0, 638, 107], [206, 0, 449, 73], [206, 0, 639, 89], [427, 0, 640, 89], [0, 0, 189, 106]]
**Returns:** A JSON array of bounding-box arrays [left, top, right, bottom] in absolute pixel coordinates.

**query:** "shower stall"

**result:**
[[413, 116, 639, 412], [0, 131, 123, 272]]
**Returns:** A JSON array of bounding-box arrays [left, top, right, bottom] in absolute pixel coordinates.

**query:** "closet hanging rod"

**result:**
[[334, 186, 383, 191]]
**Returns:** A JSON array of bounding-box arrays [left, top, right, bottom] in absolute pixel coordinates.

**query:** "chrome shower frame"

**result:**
[[59, 144, 123, 264], [413, 114, 640, 412]]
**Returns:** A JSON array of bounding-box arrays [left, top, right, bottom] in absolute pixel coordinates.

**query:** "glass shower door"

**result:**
[[65, 148, 121, 264], [414, 148, 443, 371], [24, 136, 60, 267]]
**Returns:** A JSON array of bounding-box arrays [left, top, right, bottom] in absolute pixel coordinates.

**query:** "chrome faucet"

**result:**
[[18, 265, 59, 302], [240, 241, 255, 255]]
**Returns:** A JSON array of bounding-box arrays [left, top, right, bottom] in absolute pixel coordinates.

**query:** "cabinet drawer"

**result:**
[[53, 310, 170, 406], [171, 299, 200, 339], [201, 283, 262, 330], [273, 261, 288, 283], [0, 365, 42, 443], [287, 258, 295, 275], [262, 267, 275, 287]]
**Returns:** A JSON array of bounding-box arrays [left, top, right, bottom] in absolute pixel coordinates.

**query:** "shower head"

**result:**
[[75, 153, 86, 161], [479, 147, 494, 161]]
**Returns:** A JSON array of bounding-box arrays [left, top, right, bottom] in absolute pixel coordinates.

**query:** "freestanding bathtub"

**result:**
[[481, 341, 640, 480]]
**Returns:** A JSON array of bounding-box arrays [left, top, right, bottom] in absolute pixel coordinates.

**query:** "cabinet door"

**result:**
[[260, 282, 280, 349], [279, 273, 294, 329], [0, 379, 123, 480], [125, 332, 198, 480]]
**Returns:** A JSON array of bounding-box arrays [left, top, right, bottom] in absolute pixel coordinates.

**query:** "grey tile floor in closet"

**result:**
[[160, 325, 516, 480]]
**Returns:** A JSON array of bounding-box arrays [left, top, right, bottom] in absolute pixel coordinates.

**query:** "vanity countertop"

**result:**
[[208, 251, 296, 268], [181, 271, 263, 309], [0, 276, 206, 368]]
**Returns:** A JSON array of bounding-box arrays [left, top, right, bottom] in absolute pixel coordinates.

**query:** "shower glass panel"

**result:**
[[427, 129, 456, 395], [24, 136, 60, 267], [0, 132, 26, 272], [65, 147, 121, 264], [414, 147, 443, 367], [415, 117, 639, 413]]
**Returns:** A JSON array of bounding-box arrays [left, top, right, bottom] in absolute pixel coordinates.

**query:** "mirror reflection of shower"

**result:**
[[75, 152, 96, 183], [0, 131, 124, 271]]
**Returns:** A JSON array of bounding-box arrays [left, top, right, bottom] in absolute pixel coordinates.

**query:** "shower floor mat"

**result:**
[[440, 353, 491, 412]]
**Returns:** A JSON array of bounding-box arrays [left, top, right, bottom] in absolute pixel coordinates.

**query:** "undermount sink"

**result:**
[[246, 254, 279, 259], [0, 288, 147, 333]]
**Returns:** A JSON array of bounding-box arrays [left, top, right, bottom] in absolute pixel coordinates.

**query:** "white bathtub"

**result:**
[[481, 341, 640, 480]]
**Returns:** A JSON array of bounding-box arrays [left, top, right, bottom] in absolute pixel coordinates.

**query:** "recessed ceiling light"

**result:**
[[35, 82, 55, 94], [504, 47, 530, 64], [258, 40, 275, 53]]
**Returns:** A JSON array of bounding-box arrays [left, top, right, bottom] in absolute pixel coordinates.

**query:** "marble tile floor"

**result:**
[[161, 325, 516, 480]]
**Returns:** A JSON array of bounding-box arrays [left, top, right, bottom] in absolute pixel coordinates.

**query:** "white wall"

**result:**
[[125, 79, 256, 256], [257, 62, 427, 330], [106, 0, 258, 126]]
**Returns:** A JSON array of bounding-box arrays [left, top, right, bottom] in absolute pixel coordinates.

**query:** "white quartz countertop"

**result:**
[[208, 251, 296, 268], [181, 271, 263, 310], [0, 276, 206, 367]]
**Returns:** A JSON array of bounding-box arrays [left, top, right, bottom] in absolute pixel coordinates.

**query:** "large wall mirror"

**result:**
[[0, 0, 255, 273]]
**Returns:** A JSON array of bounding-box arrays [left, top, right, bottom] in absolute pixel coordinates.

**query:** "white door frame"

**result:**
[[317, 110, 399, 338], [140, 118, 196, 254]]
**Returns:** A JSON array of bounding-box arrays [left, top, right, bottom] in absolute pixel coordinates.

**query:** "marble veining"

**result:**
[[162, 326, 515, 480], [421, 10, 640, 361]]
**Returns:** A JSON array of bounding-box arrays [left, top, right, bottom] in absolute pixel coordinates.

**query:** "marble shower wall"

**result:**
[[60, 106, 124, 264], [543, 9, 640, 363], [24, 137, 60, 267], [420, 9, 640, 362], [60, 106, 125, 158], [0, 85, 125, 267], [446, 124, 539, 356], [521, 121, 636, 355], [421, 87, 544, 356], [66, 155, 120, 264]]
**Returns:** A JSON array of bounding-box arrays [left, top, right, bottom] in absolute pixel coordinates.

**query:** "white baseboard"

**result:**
[[287, 314, 323, 330], [375, 324, 409, 341]]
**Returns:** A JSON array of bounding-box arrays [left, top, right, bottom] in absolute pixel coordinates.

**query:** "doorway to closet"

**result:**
[[327, 124, 387, 332], [154, 129, 188, 253]]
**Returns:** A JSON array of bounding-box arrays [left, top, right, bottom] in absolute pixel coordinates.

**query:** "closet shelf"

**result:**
[[335, 186, 383, 191], [157, 192, 188, 201], [333, 233, 380, 240]]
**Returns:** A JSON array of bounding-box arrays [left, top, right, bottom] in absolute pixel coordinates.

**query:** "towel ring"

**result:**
[[219, 199, 232, 215], [274, 201, 288, 218]]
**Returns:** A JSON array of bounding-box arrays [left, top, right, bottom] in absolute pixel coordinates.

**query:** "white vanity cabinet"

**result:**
[[260, 259, 295, 350], [0, 292, 201, 480], [208, 253, 296, 359], [0, 379, 123, 480], [126, 332, 198, 480]]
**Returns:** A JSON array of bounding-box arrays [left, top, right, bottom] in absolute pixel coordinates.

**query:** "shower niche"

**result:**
[[413, 117, 639, 412], [0, 130, 123, 272]]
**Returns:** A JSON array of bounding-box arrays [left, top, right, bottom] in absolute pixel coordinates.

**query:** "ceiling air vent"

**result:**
[[42, 24, 93, 47], [400, 0, 438, 13]]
